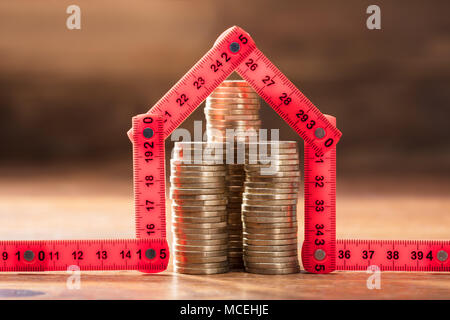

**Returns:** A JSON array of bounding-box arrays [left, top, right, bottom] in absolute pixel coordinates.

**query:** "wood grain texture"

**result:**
[[0, 168, 449, 299]]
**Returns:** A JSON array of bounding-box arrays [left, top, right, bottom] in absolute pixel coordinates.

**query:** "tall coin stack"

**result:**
[[170, 142, 229, 275], [242, 141, 301, 274], [205, 80, 261, 270]]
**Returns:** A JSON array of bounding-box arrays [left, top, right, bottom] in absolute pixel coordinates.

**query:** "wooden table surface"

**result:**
[[0, 166, 449, 299]]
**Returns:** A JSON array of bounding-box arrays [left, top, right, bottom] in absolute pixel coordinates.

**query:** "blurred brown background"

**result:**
[[0, 0, 449, 242], [1, 0, 449, 174]]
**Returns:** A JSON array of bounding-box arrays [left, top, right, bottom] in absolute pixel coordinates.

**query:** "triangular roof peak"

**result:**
[[129, 26, 341, 155]]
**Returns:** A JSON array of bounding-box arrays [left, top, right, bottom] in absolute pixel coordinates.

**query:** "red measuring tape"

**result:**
[[3, 26, 446, 274]]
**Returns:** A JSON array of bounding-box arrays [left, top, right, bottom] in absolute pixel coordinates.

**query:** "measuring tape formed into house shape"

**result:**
[[1, 26, 448, 273]]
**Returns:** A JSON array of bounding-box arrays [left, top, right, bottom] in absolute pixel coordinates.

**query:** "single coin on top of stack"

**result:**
[[205, 80, 261, 270], [170, 142, 229, 275], [242, 141, 301, 275]]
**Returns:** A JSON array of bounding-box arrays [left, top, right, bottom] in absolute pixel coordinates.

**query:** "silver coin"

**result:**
[[243, 255, 299, 263], [245, 177, 301, 184], [242, 210, 297, 217], [171, 171, 227, 178], [173, 250, 227, 258], [243, 250, 298, 257], [174, 266, 229, 275], [244, 227, 298, 234], [172, 227, 228, 234], [174, 243, 228, 251], [245, 166, 300, 173], [243, 187, 298, 195], [174, 255, 228, 263], [174, 233, 228, 240], [206, 104, 260, 110], [172, 216, 227, 223], [243, 232, 298, 240], [243, 216, 297, 224], [205, 108, 260, 115], [246, 154, 299, 161], [244, 261, 299, 268], [170, 176, 225, 183], [172, 198, 227, 205], [170, 181, 226, 188], [172, 204, 227, 212], [243, 199, 297, 206], [172, 221, 227, 229], [171, 194, 226, 201], [170, 188, 225, 195], [243, 243, 298, 252], [242, 205, 296, 212], [174, 238, 228, 246], [174, 261, 228, 268], [244, 182, 299, 189], [170, 163, 226, 171], [246, 171, 301, 177], [243, 193, 298, 200], [243, 221, 297, 229], [171, 210, 227, 217]]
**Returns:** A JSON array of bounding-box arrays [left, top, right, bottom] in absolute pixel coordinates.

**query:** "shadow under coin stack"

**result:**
[[170, 142, 229, 275], [242, 141, 301, 274], [205, 80, 261, 270]]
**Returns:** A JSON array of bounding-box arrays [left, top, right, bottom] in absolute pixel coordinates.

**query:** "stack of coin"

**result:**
[[170, 142, 229, 275], [205, 80, 261, 270], [205, 80, 261, 143], [242, 141, 301, 275]]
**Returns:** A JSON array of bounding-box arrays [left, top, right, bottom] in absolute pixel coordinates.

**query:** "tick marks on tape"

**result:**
[[180, 304, 269, 317]]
